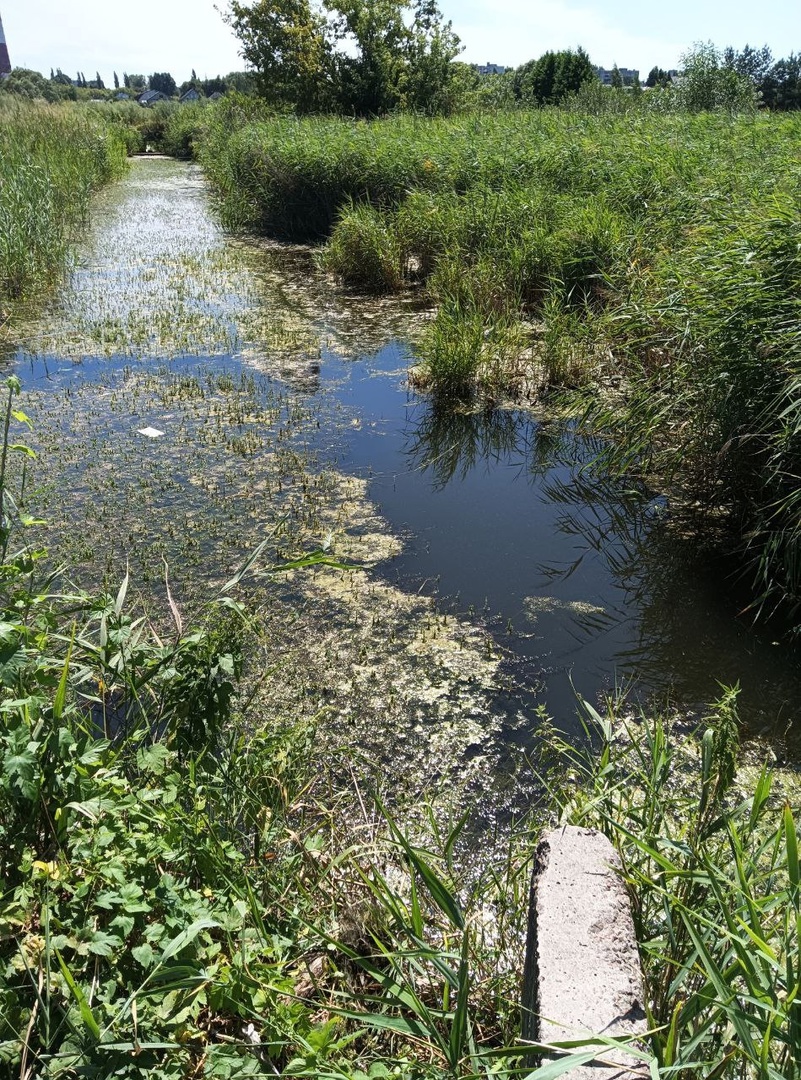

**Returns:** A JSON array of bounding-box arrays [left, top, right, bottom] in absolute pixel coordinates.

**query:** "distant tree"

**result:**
[[0, 67, 62, 101], [51, 67, 72, 86], [113, 71, 119, 89], [224, 70, 258, 94], [401, 0, 462, 114], [49, 67, 55, 80], [94, 71, 105, 90], [329, 0, 417, 115], [225, 0, 334, 111], [199, 75, 226, 95], [761, 53, 801, 110], [722, 43, 773, 85], [676, 42, 756, 112], [513, 47, 595, 105], [225, 0, 460, 115], [645, 65, 670, 88], [610, 63, 623, 89], [192, 68, 198, 81], [149, 72, 177, 97], [125, 73, 146, 91]]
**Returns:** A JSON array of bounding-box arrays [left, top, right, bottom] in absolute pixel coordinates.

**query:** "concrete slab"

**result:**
[[522, 825, 648, 1079]]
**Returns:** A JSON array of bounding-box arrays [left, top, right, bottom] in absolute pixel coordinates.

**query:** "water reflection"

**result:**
[[408, 406, 539, 490], [391, 396, 801, 736]]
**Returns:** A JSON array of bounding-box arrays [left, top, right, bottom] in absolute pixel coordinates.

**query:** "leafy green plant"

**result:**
[[548, 690, 801, 1080], [322, 202, 404, 292]]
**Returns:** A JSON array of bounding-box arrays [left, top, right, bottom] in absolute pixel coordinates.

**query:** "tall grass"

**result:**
[[198, 106, 801, 623], [0, 100, 129, 307], [550, 693, 801, 1079]]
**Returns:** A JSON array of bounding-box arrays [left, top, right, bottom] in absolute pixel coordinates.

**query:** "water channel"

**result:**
[[5, 157, 801, 815]]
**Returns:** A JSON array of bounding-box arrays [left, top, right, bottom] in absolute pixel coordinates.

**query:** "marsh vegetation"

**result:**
[[0, 95, 800, 1079]]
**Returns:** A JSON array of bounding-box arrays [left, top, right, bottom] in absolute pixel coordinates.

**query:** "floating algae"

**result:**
[[7, 156, 540, 823]]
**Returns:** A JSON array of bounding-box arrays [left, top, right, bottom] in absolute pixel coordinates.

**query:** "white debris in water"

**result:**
[[137, 427, 165, 439]]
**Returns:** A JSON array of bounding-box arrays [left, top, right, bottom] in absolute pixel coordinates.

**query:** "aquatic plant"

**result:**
[[196, 106, 801, 624], [321, 201, 404, 292]]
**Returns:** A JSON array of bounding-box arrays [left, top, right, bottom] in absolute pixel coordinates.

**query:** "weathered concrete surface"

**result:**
[[522, 825, 648, 1079]]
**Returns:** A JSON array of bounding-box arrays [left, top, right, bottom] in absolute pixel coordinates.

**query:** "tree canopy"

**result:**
[[224, 0, 461, 115], [149, 72, 178, 97], [512, 48, 595, 105]]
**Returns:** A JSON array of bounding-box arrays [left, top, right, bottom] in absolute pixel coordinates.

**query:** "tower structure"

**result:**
[[0, 11, 11, 78]]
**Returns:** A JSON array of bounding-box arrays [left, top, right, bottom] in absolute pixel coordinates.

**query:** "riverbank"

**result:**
[[0, 99, 129, 312], [196, 105, 801, 630], [0, 121, 798, 1079]]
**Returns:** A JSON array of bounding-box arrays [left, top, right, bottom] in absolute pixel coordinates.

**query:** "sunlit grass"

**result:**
[[0, 99, 128, 308]]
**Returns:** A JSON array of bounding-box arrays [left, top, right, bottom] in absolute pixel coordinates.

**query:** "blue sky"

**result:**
[[3, 0, 798, 85]]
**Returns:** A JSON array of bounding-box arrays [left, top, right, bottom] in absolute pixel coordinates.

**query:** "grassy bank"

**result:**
[[0, 375, 795, 1078], [0, 100, 129, 311], [198, 106, 801, 623]]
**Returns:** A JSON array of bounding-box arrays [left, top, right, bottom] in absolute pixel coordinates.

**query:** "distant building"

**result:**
[[180, 87, 200, 102], [137, 89, 169, 107], [0, 10, 11, 79], [597, 66, 640, 86], [473, 62, 507, 76]]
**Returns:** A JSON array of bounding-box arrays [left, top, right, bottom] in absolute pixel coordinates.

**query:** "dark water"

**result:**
[[7, 157, 801, 752], [309, 342, 801, 740]]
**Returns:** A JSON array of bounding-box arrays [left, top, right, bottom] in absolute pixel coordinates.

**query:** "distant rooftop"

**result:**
[[473, 62, 508, 76]]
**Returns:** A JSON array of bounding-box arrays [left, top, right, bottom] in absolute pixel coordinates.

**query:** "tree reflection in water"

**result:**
[[401, 400, 801, 734]]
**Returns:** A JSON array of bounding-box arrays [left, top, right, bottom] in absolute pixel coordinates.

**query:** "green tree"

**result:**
[[201, 75, 228, 96], [113, 71, 119, 89], [0, 68, 62, 101], [645, 65, 670, 88], [224, 70, 258, 94], [676, 42, 756, 112], [761, 53, 801, 110], [149, 71, 177, 97], [610, 62, 623, 89], [722, 43, 773, 85], [513, 47, 594, 105], [404, 0, 462, 113], [328, 0, 410, 114], [225, 0, 334, 112], [224, 0, 459, 115]]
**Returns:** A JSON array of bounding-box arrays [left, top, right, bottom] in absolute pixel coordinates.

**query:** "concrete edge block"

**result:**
[[522, 825, 648, 1080]]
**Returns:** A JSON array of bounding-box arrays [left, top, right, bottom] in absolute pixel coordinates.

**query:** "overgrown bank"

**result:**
[[0, 102, 799, 1076], [0, 100, 129, 310], [1, 373, 799, 1077], [197, 105, 801, 625]]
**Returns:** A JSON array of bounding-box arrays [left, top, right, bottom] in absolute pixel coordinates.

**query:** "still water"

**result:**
[[6, 158, 800, 794]]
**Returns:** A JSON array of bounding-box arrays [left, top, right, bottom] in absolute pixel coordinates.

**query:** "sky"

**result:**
[[2, 0, 798, 86]]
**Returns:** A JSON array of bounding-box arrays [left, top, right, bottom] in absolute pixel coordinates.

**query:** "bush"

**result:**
[[321, 202, 403, 291]]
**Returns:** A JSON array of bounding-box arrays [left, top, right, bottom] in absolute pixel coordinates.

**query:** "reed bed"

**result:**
[[0, 100, 128, 307], [199, 106, 801, 623]]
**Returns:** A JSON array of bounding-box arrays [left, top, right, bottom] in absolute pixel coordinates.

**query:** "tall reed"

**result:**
[[0, 100, 128, 306]]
